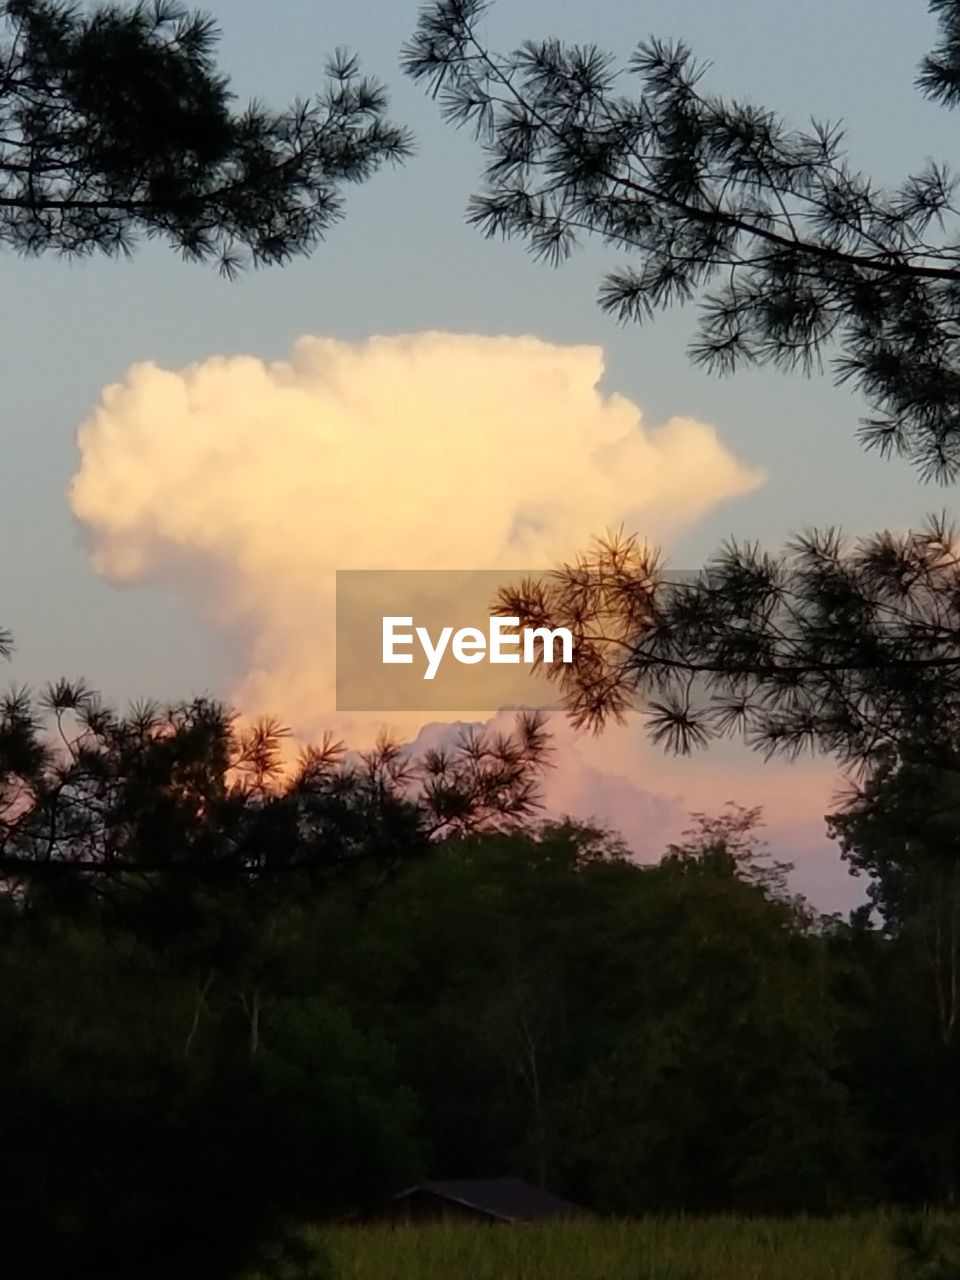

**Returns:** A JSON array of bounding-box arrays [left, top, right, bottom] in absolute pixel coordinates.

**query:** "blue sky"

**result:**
[[0, 0, 953, 901]]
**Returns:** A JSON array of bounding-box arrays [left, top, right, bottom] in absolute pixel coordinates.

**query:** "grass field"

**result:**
[[299, 1213, 937, 1280]]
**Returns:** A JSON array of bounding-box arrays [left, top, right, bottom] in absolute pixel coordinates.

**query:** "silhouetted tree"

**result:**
[[0, 678, 549, 892], [407, 1, 960, 786], [496, 518, 960, 784], [662, 804, 796, 902], [0, 676, 549, 1276], [1, 0, 411, 274], [336, 813, 861, 1214], [830, 760, 960, 1200], [406, 0, 960, 479]]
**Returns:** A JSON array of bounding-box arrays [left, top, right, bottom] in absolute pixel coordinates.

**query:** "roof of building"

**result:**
[[392, 1177, 584, 1222]]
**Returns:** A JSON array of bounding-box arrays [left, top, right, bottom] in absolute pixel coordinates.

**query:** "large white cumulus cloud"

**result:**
[[70, 331, 762, 744]]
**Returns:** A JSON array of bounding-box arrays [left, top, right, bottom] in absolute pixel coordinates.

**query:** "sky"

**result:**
[[0, 0, 954, 909]]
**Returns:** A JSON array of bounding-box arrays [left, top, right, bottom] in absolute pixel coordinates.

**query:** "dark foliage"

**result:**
[[405, 0, 960, 479], [0, 688, 957, 1266], [0, 0, 411, 273], [496, 519, 960, 784], [0, 679, 548, 892], [0, 674, 548, 1275]]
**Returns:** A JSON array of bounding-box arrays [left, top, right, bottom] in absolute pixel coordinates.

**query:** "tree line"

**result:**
[[1, 682, 959, 1273]]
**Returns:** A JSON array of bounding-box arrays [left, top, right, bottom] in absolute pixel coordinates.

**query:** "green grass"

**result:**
[[304, 1213, 938, 1280]]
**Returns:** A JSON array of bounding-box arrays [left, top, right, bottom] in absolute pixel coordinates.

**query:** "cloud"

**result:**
[[71, 331, 762, 749], [67, 333, 867, 899]]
